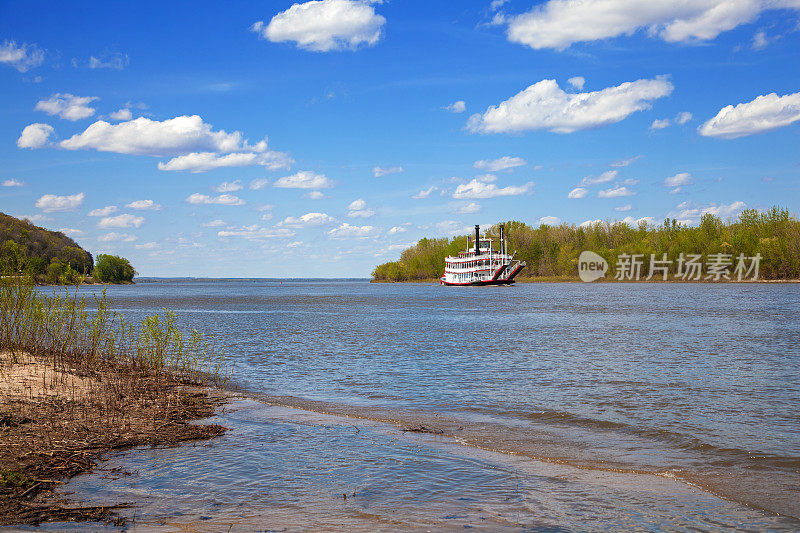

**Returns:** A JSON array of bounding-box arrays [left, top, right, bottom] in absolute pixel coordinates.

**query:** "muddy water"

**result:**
[[48, 280, 800, 530]]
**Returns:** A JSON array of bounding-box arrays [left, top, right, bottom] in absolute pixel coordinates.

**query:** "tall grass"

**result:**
[[0, 276, 227, 385]]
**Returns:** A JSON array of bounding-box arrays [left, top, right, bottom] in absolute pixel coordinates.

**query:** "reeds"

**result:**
[[0, 276, 227, 385]]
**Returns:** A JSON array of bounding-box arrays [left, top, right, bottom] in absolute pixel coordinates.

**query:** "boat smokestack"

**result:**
[[475, 225, 480, 256]]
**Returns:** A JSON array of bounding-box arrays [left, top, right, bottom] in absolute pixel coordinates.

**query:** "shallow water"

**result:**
[[45, 280, 800, 529]]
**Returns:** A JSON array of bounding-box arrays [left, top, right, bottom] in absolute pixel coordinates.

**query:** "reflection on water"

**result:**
[[47, 280, 800, 528]]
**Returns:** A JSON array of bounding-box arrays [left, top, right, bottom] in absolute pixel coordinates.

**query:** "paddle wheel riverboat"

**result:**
[[440, 224, 525, 286]]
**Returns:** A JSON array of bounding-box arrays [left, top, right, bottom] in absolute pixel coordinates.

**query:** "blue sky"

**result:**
[[1, 0, 798, 277]]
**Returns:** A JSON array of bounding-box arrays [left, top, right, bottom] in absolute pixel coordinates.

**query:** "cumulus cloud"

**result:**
[[373, 165, 403, 177], [452, 179, 533, 199], [305, 191, 326, 199], [615, 204, 633, 211], [598, 185, 635, 198], [675, 111, 693, 124], [280, 212, 337, 228], [98, 232, 137, 242], [159, 150, 292, 172], [88, 206, 118, 217], [109, 108, 133, 121], [670, 200, 747, 224], [664, 172, 692, 187], [58, 228, 85, 237], [473, 156, 527, 172], [699, 91, 800, 139], [650, 118, 671, 130], [98, 214, 145, 229], [435, 220, 472, 236], [568, 187, 587, 199], [503, 0, 800, 50], [252, 0, 386, 52], [388, 225, 408, 235], [539, 215, 561, 225], [17, 123, 54, 149], [250, 178, 269, 190], [2, 179, 24, 187], [412, 186, 439, 199], [202, 219, 226, 227], [579, 219, 603, 228], [327, 222, 378, 238], [125, 199, 162, 210], [457, 202, 482, 214], [468, 76, 673, 134], [347, 198, 375, 218], [35, 93, 98, 121], [567, 76, 585, 90], [580, 170, 618, 186], [0, 40, 44, 72], [443, 100, 466, 113], [621, 216, 656, 226], [273, 170, 333, 189], [35, 192, 85, 212], [185, 193, 246, 206]]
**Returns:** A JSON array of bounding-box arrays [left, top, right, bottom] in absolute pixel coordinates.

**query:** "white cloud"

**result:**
[[468, 76, 673, 134], [88, 206, 118, 217], [2, 179, 24, 187], [109, 108, 133, 121], [35, 192, 85, 212], [261, 213, 274, 221], [435, 220, 472, 236], [252, 0, 386, 52], [347, 198, 375, 218], [503, 0, 800, 50], [218, 225, 294, 240], [0, 40, 44, 72], [615, 204, 633, 211], [579, 219, 603, 228], [621, 216, 656, 226], [58, 228, 85, 236], [98, 232, 137, 242], [35, 93, 98, 121], [670, 200, 747, 223], [125, 199, 162, 210], [214, 180, 243, 192], [539, 216, 561, 225], [57, 116, 291, 174], [373, 165, 404, 177], [622, 178, 639, 186], [249, 179, 269, 191], [412, 186, 439, 199], [202, 219, 226, 227], [610, 155, 642, 167], [185, 193, 246, 206], [98, 214, 145, 229], [752, 30, 769, 50], [580, 170, 618, 186], [305, 190, 326, 199], [20, 214, 52, 224], [89, 52, 129, 70], [388, 225, 408, 235], [17, 123, 54, 149], [159, 150, 292, 172], [664, 172, 692, 187], [457, 202, 482, 214], [699, 91, 800, 139], [567, 76, 585, 90], [453, 179, 533, 199], [279, 212, 336, 227], [274, 170, 333, 189], [568, 187, 587, 199], [443, 100, 466, 113], [473, 155, 527, 172], [598, 185, 635, 198], [135, 242, 159, 250], [650, 118, 671, 130], [702, 201, 747, 218], [328, 222, 378, 238], [675, 111, 693, 124]]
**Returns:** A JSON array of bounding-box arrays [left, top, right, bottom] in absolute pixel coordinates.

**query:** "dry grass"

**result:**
[[0, 278, 230, 527]]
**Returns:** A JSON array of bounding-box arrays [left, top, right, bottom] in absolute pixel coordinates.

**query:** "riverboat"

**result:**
[[440, 224, 525, 286]]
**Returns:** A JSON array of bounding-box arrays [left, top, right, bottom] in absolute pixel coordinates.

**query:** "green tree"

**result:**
[[94, 254, 136, 283]]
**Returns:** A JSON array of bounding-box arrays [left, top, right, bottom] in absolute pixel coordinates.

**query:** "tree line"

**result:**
[[0, 212, 135, 284], [372, 206, 800, 281]]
